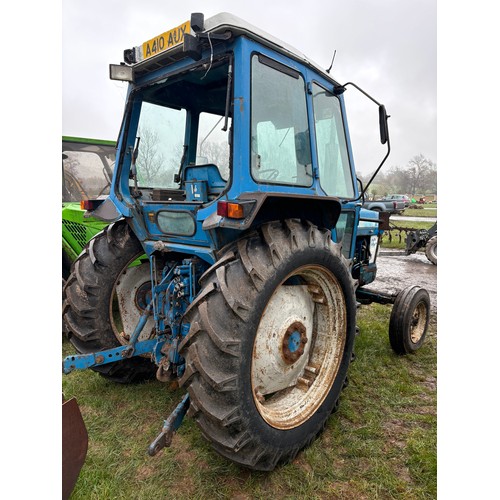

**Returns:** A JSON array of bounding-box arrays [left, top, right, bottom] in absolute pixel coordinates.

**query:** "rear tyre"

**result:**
[[425, 236, 437, 265], [63, 220, 156, 383], [179, 220, 356, 470], [389, 285, 430, 354]]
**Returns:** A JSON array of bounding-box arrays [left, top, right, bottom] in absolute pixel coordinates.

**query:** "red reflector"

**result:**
[[217, 201, 228, 217]]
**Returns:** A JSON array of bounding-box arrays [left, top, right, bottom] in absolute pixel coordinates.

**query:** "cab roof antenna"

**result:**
[[326, 50, 337, 74]]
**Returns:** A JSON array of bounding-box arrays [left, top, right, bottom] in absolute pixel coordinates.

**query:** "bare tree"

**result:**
[[199, 140, 228, 165], [420, 159, 437, 194], [136, 127, 166, 186], [360, 153, 437, 197], [407, 154, 435, 196], [386, 165, 409, 194]]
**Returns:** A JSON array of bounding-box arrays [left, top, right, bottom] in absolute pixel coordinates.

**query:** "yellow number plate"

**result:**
[[142, 21, 190, 60]]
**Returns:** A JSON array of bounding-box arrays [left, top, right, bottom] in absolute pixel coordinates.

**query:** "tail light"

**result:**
[[80, 199, 105, 211], [217, 201, 245, 219]]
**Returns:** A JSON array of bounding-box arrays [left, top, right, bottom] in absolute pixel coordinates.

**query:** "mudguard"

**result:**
[[62, 396, 88, 499]]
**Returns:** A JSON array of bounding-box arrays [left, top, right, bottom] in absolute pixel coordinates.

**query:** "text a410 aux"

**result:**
[[142, 21, 190, 59]]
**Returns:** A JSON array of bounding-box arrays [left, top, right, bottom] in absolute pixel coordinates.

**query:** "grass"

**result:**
[[402, 208, 437, 218], [63, 303, 436, 499]]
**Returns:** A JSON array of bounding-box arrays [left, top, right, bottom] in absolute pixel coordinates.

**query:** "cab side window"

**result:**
[[251, 55, 312, 186], [312, 83, 354, 198]]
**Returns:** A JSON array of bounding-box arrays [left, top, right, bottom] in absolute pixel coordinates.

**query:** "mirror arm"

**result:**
[[340, 82, 391, 204], [356, 139, 391, 201]]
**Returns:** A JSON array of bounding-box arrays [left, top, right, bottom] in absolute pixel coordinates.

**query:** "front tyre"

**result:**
[[389, 285, 430, 354], [179, 220, 356, 470]]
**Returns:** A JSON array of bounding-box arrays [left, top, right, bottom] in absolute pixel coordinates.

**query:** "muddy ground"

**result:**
[[365, 249, 437, 314]]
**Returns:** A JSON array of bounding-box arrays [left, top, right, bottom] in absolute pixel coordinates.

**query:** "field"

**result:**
[[63, 302, 437, 499]]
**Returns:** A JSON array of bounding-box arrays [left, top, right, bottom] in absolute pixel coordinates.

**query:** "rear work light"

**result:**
[[109, 63, 134, 82], [217, 201, 245, 219]]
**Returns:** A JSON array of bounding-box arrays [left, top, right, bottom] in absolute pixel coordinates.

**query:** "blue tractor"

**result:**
[[63, 13, 430, 471]]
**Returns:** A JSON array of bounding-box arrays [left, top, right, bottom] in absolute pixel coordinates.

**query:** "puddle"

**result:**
[[364, 250, 437, 313]]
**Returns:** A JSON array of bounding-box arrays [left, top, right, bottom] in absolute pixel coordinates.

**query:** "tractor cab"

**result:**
[[99, 13, 384, 273]]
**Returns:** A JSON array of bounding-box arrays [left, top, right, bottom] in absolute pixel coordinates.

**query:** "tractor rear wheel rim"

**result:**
[[111, 259, 154, 345], [251, 265, 347, 430]]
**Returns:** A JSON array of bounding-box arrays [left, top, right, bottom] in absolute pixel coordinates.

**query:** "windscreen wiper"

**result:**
[[174, 144, 188, 185], [130, 136, 141, 197], [222, 56, 233, 132]]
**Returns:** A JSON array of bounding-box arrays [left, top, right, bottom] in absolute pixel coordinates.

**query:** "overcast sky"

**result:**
[[62, 0, 436, 175]]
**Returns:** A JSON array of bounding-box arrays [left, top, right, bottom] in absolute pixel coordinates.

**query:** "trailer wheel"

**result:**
[[179, 220, 356, 470], [425, 236, 437, 265], [389, 286, 430, 354], [63, 220, 156, 383]]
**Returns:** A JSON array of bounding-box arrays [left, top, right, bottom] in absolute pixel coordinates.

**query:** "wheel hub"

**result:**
[[282, 322, 308, 364], [410, 302, 427, 343], [134, 281, 152, 312]]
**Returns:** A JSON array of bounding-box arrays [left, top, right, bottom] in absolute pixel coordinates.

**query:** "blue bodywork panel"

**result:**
[[107, 35, 364, 258]]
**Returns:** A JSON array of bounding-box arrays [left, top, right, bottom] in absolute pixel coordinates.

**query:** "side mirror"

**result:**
[[379, 105, 389, 145]]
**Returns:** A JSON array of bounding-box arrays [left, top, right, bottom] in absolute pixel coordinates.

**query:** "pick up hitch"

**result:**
[[62, 337, 164, 374], [148, 394, 190, 456]]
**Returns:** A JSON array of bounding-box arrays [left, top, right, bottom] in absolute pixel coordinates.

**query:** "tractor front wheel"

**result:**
[[63, 220, 156, 383], [179, 220, 356, 470], [389, 285, 430, 354]]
